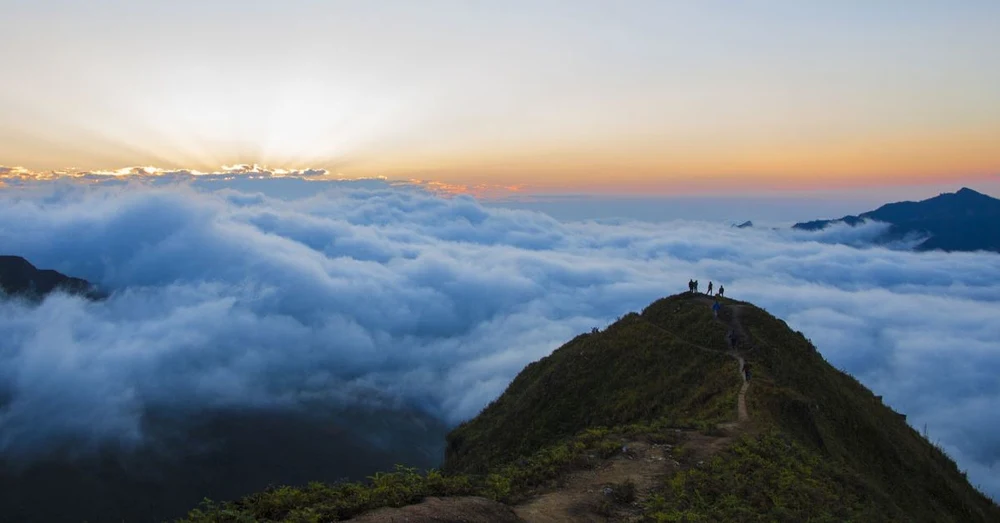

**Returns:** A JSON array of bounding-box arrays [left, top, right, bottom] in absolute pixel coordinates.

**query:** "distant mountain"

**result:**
[[793, 188, 1000, 252], [0, 255, 102, 300], [734, 220, 754, 228]]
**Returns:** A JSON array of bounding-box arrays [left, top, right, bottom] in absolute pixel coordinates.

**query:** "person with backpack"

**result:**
[[718, 285, 725, 298]]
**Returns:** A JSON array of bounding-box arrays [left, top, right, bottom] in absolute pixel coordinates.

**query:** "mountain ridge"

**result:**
[[181, 293, 1000, 522], [0, 255, 103, 300], [793, 187, 1000, 252]]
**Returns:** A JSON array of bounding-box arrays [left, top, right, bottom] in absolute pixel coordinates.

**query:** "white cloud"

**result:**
[[0, 181, 997, 499]]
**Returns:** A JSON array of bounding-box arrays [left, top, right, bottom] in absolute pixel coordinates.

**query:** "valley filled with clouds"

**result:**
[[1, 179, 997, 500]]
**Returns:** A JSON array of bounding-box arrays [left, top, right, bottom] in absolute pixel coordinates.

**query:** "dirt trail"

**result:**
[[720, 302, 750, 423], [348, 296, 758, 523], [513, 440, 669, 522], [641, 297, 750, 425], [512, 431, 735, 523], [734, 355, 749, 422], [513, 298, 752, 522]]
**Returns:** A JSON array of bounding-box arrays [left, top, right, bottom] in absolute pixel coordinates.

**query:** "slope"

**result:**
[[180, 293, 1000, 522], [444, 296, 741, 474], [446, 293, 999, 521]]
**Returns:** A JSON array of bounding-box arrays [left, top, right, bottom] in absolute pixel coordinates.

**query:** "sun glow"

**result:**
[[1, 2, 998, 195]]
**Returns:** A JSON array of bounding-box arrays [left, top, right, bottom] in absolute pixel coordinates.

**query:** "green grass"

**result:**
[[734, 302, 1000, 522], [180, 293, 1000, 522], [180, 466, 477, 523], [444, 300, 740, 474], [178, 423, 680, 522], [645, 431, 889, 522]]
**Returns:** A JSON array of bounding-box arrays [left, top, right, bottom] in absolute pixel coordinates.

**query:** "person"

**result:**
[[718, 285, 725, 298], [688, 279, 694, 293], [707, 281, 713, 295], [694, 280, 699, 293], [743, 361, 751, 382], [712, 300, 721, 318]]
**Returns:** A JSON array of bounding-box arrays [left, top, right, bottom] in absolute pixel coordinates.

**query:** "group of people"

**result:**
[[688, 279, 725, 298], [687, 278, 751, 382]]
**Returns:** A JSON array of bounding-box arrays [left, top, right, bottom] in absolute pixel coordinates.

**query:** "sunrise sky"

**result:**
[[2, 0, 999, 195]]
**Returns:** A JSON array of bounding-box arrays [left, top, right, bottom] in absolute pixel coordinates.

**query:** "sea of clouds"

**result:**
[[0, 179, 997, 499]]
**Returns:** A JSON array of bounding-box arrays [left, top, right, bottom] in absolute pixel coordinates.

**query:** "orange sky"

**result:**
[[1, 1, 998, 194]]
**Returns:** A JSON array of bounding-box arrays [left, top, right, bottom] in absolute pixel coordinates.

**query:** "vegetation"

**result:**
[[179, 423, 678, 522], [645, 431, 888, 522], [445, 299, 740, 474], [734, 302, 1000, 522], [182, 466, 476, 523], [181, 293, 1000, 522]]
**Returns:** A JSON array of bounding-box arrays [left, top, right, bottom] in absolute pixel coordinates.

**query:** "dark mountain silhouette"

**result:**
[[182, 294, 1000, 522], [734, 220, 754, 228], [0, 255, 103, 299], [793, 187, 1000, 252]]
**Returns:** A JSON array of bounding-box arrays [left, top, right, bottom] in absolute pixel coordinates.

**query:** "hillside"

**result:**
[[0, 255, 102, 300], [181, 293, 1000, 522], [793, 187, 1000, 252]]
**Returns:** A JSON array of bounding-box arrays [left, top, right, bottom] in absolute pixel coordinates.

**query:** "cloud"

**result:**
[[0, 181, 997, 500], [0, 165, 522, 199]]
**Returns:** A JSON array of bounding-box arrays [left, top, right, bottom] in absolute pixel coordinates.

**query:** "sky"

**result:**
[[0, 179, 998, 501], [2, 0, 999, 196]]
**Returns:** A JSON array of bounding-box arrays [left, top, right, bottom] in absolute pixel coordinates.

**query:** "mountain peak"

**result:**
[[441, 293, 1000, 520], [793, 188, 1000, 252], [0, 255, 102, 300], [183, 293, 1000, 522], [954, 187, 984, 197]]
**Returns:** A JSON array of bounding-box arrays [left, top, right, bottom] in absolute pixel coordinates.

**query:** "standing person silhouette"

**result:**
[[718, 285, 725, 298], [707, 281, 713, 295]]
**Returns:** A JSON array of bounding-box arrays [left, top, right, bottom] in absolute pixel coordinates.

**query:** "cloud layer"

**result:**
[[0, 181, 997, 499]]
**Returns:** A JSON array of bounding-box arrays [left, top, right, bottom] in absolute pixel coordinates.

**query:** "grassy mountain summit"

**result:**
[[183, 293, 999, 522]]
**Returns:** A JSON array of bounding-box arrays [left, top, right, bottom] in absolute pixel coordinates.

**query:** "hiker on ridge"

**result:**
[[707, 281, 713, 295], [694, 280, 699, 293], [718, 285, 725, 298], [688, 279, 694, 293]]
